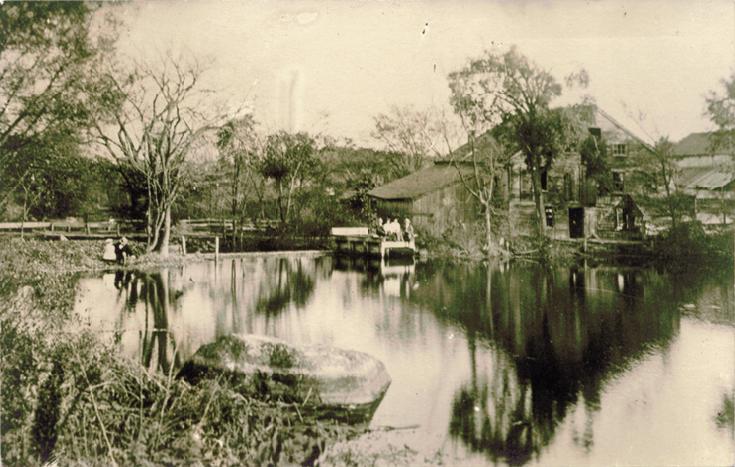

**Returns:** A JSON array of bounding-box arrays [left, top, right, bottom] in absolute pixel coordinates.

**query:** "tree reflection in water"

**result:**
[[255, 258, 315, 315], [114, 269, 181, 373], [416, 263, 686, 465]]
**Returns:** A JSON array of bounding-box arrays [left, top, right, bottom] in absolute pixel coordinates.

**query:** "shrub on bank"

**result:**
[[652, 221, 733, 270]]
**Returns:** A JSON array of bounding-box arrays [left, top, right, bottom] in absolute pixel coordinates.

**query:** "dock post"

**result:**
[[215, 236, 219, 261]]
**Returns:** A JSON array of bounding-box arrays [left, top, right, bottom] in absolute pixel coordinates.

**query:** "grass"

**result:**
[[0, 237, 361, 466]]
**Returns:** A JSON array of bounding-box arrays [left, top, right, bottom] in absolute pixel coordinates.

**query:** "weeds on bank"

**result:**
[[0, 238, 360, 466]]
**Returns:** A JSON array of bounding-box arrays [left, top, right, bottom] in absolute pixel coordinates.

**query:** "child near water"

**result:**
[[102, 239, 117, 263]]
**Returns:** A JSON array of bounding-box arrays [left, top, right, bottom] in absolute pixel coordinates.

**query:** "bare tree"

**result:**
[[371, 105, 445, 176], [93, 53, 235, 256], [446, 68, 509, 257]]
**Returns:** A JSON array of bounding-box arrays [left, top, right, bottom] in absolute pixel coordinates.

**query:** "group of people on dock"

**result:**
[[374, 217, 415, 242]]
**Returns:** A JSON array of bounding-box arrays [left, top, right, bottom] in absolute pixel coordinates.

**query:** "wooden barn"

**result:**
[[367, 161, 480, 238]]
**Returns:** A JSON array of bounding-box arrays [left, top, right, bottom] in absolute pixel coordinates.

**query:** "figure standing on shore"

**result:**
[[102, 238, 117, 263], [115, 237, 133, 265]]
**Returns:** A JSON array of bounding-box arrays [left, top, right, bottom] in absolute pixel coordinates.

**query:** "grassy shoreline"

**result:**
[[0, 238, 359, 466]]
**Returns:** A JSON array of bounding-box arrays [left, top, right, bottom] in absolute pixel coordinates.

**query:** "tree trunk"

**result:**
[[484, 204, 494, 258], [277, 179, 286, 224], [531, 166, 546, 238], [156, 205, 171, 257]]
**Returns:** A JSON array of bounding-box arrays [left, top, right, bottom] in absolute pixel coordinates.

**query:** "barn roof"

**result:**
[[368, 162, 474, 200], [679, 167, 735, 189]]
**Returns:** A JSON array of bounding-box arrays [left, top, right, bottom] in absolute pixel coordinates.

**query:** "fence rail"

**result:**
[[0, 218, 280, 235], [178, 218, 280, 233], [0, 219, 144, 234]]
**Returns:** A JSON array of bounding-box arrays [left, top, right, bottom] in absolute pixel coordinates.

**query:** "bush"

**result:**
[[653, 221, 732, 270]]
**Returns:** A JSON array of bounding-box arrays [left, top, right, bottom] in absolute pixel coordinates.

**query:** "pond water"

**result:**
[[73, 254, 735, 466]]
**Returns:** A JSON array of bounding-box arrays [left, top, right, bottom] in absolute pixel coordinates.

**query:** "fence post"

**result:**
[[85, 222, 91, 234], [50, 223, 55, 232], [215, 236, 219, 261], [181, 235, 187, 256]]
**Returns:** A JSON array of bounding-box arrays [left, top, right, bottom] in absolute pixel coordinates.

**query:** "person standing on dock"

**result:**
[[403, 218, 415, 241], [375, 217, 386, 238], [388, 218, 402, 241]]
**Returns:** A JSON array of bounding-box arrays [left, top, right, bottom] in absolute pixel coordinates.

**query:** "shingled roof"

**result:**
[[368, 162, 475, 200]]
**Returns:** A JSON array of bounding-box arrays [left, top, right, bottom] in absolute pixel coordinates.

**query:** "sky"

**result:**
[[118, 0, 735, 147]]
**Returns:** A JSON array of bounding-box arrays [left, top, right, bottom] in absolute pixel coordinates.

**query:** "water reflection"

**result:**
[[414, 263, 685, 463], [110, 270, 182, 373], [75, 256, 734, 466], [254, 257, 316, 314]]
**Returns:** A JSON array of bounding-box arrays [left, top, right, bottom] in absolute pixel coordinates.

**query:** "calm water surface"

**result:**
[[74, 254, 735, 466]]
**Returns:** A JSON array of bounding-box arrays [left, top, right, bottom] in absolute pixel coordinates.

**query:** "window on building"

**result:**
[[612, 171, 624, 192], [610, 143, 628, 156]]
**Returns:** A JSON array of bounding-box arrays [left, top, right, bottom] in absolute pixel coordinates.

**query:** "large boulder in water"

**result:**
[[180, 334, 391, 424]]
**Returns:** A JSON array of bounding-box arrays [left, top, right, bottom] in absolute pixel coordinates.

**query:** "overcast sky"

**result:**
[[119, 0, 735, 146]]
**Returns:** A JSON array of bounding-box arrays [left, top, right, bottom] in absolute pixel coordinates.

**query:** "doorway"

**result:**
[[569, 207, 585, 238]]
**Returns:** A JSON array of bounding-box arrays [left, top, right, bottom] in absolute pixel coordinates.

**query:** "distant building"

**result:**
[[367, 161, 479, 238], [506, 107, 655, 239], [369, 106, 662, 241], [672, 132, 734, 225]]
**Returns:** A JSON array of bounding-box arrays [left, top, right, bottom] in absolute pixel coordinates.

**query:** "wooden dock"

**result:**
[[331, 227, 416, 258]]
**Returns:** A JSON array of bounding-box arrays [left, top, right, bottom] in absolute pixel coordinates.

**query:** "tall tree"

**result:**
[[259, 131, 319, 225], [450, 47, 573, 238], [641, 137, 685, 227], [705, 73, 735, 224], [216, 115, 267, 222], [0, 2, 116, 215], [92, 53, 234, 256], [447, 66, 510, 256], [705, 73, 735, 154]]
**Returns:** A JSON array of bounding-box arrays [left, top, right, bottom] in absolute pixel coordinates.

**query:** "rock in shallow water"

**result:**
[[180, 334, 391, 424]]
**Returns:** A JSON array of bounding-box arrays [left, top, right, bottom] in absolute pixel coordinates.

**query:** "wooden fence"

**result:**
[[0, 218, 280, 235], [0, 219, 145, 236]]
